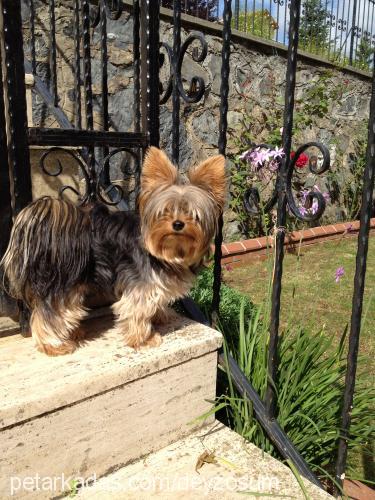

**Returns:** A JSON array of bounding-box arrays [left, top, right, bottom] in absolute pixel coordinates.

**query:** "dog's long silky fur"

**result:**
[[1, 148, 226, 355]]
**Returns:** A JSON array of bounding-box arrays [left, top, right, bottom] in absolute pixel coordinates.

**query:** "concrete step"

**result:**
[[0, 314, 222, 498], [78, 422, 333, 499]]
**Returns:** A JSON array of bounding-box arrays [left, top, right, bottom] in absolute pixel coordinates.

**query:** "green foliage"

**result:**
[[189, 266, 254, 336], [299, 0, 330, 53], [326, 123, 367, 221], [217, 301, 375, 483], [355, 37, 374, 71], [233, 10, 278, 40], [228, 72, 336, 237], [227, 70, 368, 237]]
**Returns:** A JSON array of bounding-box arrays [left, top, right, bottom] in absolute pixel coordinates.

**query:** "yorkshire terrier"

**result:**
[[1, 147, 225, 355]]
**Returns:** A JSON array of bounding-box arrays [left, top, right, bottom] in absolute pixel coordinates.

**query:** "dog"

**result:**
[[1, 147, 225, 355]]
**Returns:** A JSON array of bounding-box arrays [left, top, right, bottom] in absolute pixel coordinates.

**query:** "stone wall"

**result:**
[[22, 1, 373, 239]]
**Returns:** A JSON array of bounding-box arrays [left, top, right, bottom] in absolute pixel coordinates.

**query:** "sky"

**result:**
[[216, 0, 375, 58]]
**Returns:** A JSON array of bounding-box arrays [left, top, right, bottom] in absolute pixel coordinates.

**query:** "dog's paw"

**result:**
[[36, 341, 78, 356], [143, 332, 162, 348], [124, 331, 163, 350]]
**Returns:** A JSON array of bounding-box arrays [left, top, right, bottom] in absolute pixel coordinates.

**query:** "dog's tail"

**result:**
[[0, 197, 91, 305]]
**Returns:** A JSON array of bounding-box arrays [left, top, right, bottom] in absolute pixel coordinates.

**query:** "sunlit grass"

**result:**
[[223, 235, 375, 364]]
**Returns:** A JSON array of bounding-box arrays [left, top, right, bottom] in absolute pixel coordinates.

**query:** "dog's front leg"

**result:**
[[112, 288, 163, 349]]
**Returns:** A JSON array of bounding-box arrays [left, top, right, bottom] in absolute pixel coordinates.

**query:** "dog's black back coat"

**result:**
[[1, 198, 166, 305], [90, 204, 165, 294]]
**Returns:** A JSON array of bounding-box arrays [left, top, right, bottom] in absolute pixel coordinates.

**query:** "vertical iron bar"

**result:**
[[74, 0, 82, 129], [268, 0, 272, 39], [1, 0, 33, 333], [0, 53, 11, 258], [275, 0, 280, 42], [133, 0, 141, 194], [0, 0, 33, 215], [327, 0, 334, 59], [324, 0, 329, 57], [48, 0, 58, 106], [264, 0, 301, 418], [252, 0, 256, 33], [332, 0, 339, 58], [365, 1, 371, 67], [334, 52, 375, 493], [172, 0, 181, 165], [234, 0, 239, 29], [0, 49, 18, 320], [244, 0, 248, 32], [349, 0, 358, 65], [100, 0, 110, 185], [370, 4, 375, 70], [82, 0, 96, 199], [338, 2, 345, 59], [283, 1, 288, 45], [334, 2, 340, 59], [100, 0, 109, 133], [133, 0, 141, 134], [211, 0, 232, 324], [140, 0, 160, 147], [29, 0, 36, 74]]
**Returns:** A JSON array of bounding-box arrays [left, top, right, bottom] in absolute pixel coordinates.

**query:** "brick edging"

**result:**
[[218, 218, 375, 266]]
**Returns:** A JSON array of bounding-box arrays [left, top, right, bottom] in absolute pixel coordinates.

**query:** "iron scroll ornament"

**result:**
[[40, 147, 139, 206], [159, 31, 208, 105], [243, 142, 330, 222]]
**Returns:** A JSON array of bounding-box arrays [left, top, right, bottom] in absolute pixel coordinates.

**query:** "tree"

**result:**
[[161, 1, 219, 22], [299, 0, 330, 53], [355, 36, 374, 71], [232, 9, 278, 40]]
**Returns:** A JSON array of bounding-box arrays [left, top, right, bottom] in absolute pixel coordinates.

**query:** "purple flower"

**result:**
[[335, 267, 345, 283], [239, 149, 252, 161], [346, 223, 353, 232], [250, 148, 266, 166], [272, 146, 285, 159]]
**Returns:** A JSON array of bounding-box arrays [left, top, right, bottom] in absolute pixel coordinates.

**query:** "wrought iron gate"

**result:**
[[0, 0, 374, 495]]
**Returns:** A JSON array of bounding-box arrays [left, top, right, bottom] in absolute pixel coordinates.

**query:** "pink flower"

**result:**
[[272, 146, 285, 159], [250, 148, 265, 166], [335, 267, 345, 283]]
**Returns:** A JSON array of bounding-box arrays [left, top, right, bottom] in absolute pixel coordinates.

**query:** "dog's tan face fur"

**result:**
[[139, 147, 226, 267]]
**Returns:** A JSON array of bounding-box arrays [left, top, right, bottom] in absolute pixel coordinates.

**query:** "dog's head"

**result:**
[[139, 147, 226, 267]]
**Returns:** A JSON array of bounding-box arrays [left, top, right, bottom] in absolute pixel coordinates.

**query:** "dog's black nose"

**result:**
[[172, 220, 185, 231]]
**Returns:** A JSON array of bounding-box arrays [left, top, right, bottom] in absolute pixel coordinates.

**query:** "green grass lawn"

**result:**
[[223, 235, 375, 366], [223, 234, 375, 481]]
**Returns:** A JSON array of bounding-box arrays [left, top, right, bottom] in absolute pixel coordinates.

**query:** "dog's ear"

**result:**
[[188, 155, 226, 210], [139, 147, 178, 213]]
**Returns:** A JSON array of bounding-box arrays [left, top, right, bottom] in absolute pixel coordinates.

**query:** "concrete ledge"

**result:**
[[79, 422, 333, 499], [0, 315, 222, 498], [220, 218, 375, 267]]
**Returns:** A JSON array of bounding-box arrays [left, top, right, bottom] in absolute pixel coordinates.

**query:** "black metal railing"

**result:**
[[162, 0, 375, 71], [0, 0, 374, 496]]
